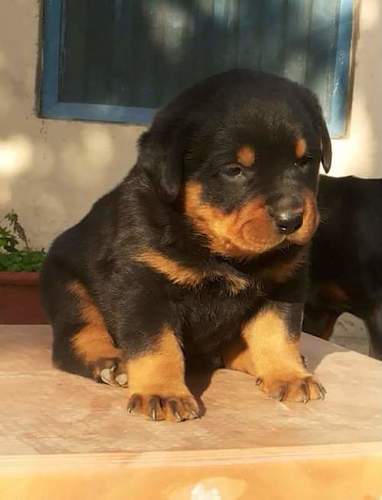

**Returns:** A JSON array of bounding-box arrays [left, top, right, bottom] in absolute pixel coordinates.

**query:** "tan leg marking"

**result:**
[[223, 337, 256, 375], [224, 308, 325, 402], [126, 326, 200, 422], [68, 282, 125, 384]]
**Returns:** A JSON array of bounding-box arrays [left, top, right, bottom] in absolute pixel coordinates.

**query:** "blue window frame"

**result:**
[[40, 0, 354, 137]]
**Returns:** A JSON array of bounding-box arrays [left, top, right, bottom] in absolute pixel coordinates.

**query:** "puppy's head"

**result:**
[[139, 70, 331, 258]]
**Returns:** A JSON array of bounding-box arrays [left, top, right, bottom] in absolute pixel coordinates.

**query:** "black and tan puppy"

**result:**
[[41, 69, 331, 422], [304, 175, 382, 360]]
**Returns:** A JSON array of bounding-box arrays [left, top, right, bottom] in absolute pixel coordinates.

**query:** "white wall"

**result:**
[[331, 0, 382, 177], [0, 0, 380, 249]]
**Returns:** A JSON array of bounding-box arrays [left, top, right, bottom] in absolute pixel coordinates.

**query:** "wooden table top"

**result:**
[[1, 325, 382, 500], [1, 324, 382, 456]]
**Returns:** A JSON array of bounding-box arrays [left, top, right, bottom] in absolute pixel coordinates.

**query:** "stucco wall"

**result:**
[[0, 0, 145, 249], [0, 0, 380, 249]]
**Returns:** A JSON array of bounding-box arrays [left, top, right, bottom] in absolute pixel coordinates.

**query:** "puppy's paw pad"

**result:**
[[127, 393, 200, 422], [258, 375, 326, 403]]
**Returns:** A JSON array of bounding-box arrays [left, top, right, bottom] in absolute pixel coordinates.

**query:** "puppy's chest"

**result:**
[[179, 281, 264, 354]]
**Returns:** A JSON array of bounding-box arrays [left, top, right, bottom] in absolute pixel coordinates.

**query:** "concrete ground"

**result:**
[[331, 313, 369, 356]]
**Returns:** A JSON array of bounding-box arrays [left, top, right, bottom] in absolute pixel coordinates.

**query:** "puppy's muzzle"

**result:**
[[267, 196, 304, 235], [274, 210, 303, 234]]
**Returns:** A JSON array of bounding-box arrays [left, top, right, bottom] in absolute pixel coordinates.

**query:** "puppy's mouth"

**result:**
[[283, 193, 320, 246], [184, 181, 319, 258], [240, 218, 285, 253], [241, 193, 319, 250]]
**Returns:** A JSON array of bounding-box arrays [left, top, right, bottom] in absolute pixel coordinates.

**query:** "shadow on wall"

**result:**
[[0, 0, 380, 249]]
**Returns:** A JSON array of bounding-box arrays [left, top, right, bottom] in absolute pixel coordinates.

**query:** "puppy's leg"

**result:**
[[126, 325, 199, 422], [66, 281, 127, 386], [223, 337, 256, 375], [224, 302, 325, 402], [41, 258, 126, 385]]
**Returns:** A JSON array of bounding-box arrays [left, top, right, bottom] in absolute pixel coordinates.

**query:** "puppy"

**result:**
[[304, 175, 382, 360], [41, 69, 331, 422]]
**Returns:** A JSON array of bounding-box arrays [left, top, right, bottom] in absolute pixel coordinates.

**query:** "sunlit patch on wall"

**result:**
[[0, 135, 33, 177], [60, 125, 115, 188], [80, 125, 114, 167]]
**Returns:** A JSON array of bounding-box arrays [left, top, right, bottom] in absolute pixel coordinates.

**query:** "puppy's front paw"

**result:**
[[256, 373, 326, 403], [127, 392, 200, 422]]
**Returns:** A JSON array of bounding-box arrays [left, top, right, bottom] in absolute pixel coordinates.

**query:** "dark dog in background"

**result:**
[[41, 69, 331, 422], [304, 175, 382, 360]]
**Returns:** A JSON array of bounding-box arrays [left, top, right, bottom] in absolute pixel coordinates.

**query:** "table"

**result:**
[[1, 325, 381, 499]]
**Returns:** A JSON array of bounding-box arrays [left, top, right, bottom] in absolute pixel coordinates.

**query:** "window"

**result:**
[[40, 0, 354, 137]]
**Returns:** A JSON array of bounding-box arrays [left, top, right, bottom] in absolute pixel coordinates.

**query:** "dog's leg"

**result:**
[[126, 325, 200, 422], [67, 281, 128, 386], [224, 301, 325, 402], [223, 337, 256, 375], [303, 303, 339, 341], [366, 305, 382, 360], [60, 280, 127, 385], [41, 257, 127, 384]]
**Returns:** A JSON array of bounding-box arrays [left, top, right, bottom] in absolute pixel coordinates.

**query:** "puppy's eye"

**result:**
[[294, 155, 313, 168], [222, 165, 243, 178]]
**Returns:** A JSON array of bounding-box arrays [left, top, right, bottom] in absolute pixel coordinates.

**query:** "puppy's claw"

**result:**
[[301, 381, 310, 404], [278, 384, 288, 402], [127, 394, 141, 415], [116, 373, 128, 386], [127, 393, 199, 422], [100, 368, 115, 385], [318, 383, 327, 399]]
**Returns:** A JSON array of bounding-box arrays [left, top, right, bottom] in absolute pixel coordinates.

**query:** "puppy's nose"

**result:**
[[275, 211, 303, 235]]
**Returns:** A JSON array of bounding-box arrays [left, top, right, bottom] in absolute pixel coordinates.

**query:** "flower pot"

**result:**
[[0, 272, 48, 324]]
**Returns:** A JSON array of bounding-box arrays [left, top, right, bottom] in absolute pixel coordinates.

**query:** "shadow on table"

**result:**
[[185, 334, 374, 416], [185, 369, 216, 418], [301, 333, 366, 373]]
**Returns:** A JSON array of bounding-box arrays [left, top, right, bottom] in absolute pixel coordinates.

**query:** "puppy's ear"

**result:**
[[320, 119, 332, 173], [138, 129, 185, 202]]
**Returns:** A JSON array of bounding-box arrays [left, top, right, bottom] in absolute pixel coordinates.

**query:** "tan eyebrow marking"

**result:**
[[295, 138, 307, 159], [237, 146, 255, 167]]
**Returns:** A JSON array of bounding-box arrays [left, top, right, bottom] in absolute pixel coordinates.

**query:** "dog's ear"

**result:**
[[320, 118, 332, 173], [300, 87, 332, 173], [138, 128, 185, 202]]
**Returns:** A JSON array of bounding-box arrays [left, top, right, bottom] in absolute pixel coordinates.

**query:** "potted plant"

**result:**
[[0, 211, 47, 324]]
